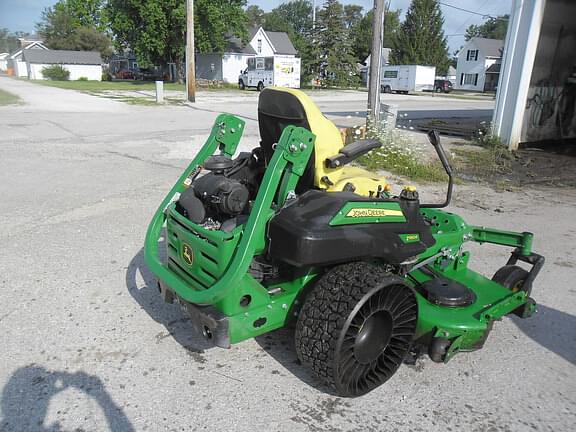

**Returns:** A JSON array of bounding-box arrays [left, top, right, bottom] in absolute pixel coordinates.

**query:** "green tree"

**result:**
[[62, 0, 106, 30], [246, 5, 265, 28], [195, 1, 248, 52], [36, 0, 112, 58], [107, 0, 248, 79], [343, 4, 363, 29], [465, 15, 509, 41], [0, 29, 30, 53], [273, 0, 313, 34], [317, 0, 358, 87], [350, 9, 401, 63], [73, 27, 113, 58], [390, 0, 450, 75], [262, 1, 317, 85], [263, 12, 293, 34]]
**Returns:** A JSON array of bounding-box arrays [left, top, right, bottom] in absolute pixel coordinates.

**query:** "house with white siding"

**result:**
[[23, 50, 102, 81], [249, 27, 297, 58], [196, 35, 257, 83], [0, 53, 8, 72], [455, 38, 503, 92], [6, 40, 48, 77]]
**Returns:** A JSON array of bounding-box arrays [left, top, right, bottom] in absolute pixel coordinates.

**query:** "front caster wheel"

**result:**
[[492, 265, 535, 317], [295, 262, 418, 397]]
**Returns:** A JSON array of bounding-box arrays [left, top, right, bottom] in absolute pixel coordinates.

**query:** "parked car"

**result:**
[[115, 69, 136, 80], [135, 68, 163, 81], [434, 79, 453, 93]]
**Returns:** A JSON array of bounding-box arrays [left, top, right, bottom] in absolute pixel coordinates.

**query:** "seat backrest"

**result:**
[[258, 87, 344, 189]]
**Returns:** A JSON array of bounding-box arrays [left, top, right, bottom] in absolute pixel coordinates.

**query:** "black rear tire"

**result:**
[[257, 81, 264, 91], [295, 262, 418, 397]]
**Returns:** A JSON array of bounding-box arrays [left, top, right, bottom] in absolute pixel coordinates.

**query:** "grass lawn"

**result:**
[[30, 79, 186, 92], [0, 88, 21, 106]]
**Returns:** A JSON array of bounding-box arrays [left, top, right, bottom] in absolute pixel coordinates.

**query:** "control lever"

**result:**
[[421, 130, 454, 209]]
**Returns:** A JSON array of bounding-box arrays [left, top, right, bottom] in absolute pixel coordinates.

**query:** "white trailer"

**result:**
[[238, 56, 301, 91], [380, 65, 436, 94]]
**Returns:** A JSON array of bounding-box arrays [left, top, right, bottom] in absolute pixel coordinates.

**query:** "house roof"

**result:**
[[265, 31, 297, 55], [225, 35, 256, 55], [486, 62, 501, 73], [23, 50, 102, 65], [364, 48, 392, 67], [9, 41, 48, 59], [249, 27, 297, 55], [471, 38, 504, 58]]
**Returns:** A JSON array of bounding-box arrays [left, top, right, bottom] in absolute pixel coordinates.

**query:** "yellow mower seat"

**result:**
[[257, 87, 388, 197]]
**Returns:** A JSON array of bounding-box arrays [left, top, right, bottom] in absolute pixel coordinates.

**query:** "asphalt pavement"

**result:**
[[0, 77, 574, 432]]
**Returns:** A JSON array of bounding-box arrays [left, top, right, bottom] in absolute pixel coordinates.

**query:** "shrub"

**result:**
[[357, 119, 447, 182], [77, 76, 88, 81], [102, 71, 112, 81], [42, 64, 70, 81]]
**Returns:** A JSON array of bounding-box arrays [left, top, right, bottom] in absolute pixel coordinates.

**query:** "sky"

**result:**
[[0, 0, 512, 52]]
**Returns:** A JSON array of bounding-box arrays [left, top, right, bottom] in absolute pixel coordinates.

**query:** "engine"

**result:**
[[176, 152, 263, 229]]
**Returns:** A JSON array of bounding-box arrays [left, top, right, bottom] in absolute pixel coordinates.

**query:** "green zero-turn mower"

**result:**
[[144, 87, 544, 397]]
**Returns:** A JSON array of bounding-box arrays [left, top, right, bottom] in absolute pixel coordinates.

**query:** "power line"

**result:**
[[453, 0, 491, 34], [438, 1, 508, 20]]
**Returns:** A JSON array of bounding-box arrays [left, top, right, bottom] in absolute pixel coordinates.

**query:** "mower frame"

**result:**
[[145, 113, 543, 357]]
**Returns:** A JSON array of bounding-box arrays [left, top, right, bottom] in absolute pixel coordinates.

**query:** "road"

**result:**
[[107, 85, 495, 131], [0, 77, 574, 432]]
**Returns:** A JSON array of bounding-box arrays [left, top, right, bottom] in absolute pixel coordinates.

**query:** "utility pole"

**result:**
[[367, 0, 385, 124], [312, 0, 316, 30], [186, 0, 195, 103]]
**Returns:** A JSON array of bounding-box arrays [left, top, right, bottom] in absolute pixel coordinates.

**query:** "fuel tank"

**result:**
[[267, 190, 435, 267]]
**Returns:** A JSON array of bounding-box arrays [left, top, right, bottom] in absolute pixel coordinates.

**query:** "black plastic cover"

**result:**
[[420, 277, 476, 307], [204, 155, 233, 172], [267, 190, 435, 267]]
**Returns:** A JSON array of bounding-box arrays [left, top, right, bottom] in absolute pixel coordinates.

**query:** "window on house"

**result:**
[[461, 73, 478, 86], [466, 50, 478, 61], [257, 39, 262, 54], [383, 70, 398, 78]]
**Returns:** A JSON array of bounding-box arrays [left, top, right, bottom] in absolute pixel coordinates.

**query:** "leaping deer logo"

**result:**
[[182, 244, 194, 265]]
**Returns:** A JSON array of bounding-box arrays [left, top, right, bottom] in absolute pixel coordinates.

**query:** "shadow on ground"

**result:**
[[0, 365, 134, 431], [512, 304, 576, 365], [126, 244, 576, 391], [125, 247, 213, 353], [254, 326, 336, 395], [255, 301, 576, 394]]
